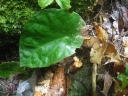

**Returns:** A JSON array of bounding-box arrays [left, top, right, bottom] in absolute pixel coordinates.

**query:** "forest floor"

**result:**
[[1, 0, 128, 96]]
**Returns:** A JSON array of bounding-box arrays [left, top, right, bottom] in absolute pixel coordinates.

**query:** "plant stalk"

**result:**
[[92, 63, 97, 96]]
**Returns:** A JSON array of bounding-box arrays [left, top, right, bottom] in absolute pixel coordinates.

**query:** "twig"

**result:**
[[93, 0, 106, 20]]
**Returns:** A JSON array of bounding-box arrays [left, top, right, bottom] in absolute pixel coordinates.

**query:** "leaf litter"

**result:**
[[82, 0, 128, 95]]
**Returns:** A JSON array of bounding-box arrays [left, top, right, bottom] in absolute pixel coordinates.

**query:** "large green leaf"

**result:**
[[55, 0, 71, 9], [0, 62, 27, 78], [38, 0, 54, 9], [20, 9, 85, 68]]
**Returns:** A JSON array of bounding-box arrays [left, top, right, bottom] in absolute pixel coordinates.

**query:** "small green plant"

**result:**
[[0, 62, 27, 78], [38, 0, 71, 9], [117, 65, 128, 91]]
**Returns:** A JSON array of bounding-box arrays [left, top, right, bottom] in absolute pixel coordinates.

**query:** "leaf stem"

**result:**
[[92, 63, 97, 96]]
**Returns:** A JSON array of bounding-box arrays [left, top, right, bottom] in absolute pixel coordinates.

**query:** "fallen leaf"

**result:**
[[93, 22, 108, 42], [104, 42, 125, 73], [83, 36, 104, 64], [92, 22, 108, 64], [120, 6, 128, 28], [113, 63, 126, 73], [83, 22, 109, 65], [104, 41, 120, 64], [118, 9, 124, 34], [101, 72, 113, 96]]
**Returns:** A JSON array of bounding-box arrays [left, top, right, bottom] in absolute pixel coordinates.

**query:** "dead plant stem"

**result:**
[[92, 63, 97, 96]]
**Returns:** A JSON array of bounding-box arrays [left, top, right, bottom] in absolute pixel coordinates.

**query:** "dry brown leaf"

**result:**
[[48, 66, 66, 96], [105, 40, 126, 73], [118, 9, 124, 34], [104, 41, 120, 64], [101, 72, 113, 96], [93, 22, 108, 42], [113, 62, 126, 73]]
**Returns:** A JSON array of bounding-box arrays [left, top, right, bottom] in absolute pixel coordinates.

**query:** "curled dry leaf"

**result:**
[[93, 22, 108, 65], [118, 9, 124, 34], [104, 41, 120, 64], [48, 66, 66, 96], [84, 22, 108, 65], [105, 41, 125, 73], [93, 22, 108, 42]]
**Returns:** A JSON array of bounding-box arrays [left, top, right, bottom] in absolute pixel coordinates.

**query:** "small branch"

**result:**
[[92, 63, 97, 96], [93, 0, 106, 20]]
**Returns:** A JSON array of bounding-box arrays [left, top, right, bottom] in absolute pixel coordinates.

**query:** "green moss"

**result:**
[[0, 0, 40, 34]]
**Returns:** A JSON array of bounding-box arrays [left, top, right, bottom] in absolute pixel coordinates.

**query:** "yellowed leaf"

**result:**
[[91, 23, 108, 64], [83, 36, 103, 64], [90, 47, 103, 64]]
